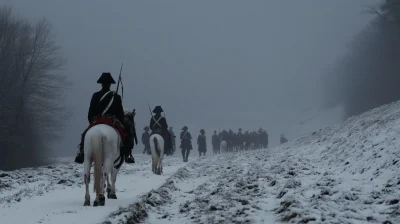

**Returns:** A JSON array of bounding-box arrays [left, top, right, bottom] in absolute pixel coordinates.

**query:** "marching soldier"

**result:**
[[142, 126, 151, 154], [169, 127, 176, 154], [180, 126, 192, 162], [197, 129, 207, 157], [212, 130, 220, 154]]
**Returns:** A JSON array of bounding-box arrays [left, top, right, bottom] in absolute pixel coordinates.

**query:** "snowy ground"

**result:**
[[0, 154, 186, 224], [109, 101, 400, 224], [3, 101, 400, 224]]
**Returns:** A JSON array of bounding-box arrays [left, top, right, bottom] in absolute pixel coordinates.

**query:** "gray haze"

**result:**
[[2, 0, 377, 156], [323, 1, 400, 118]]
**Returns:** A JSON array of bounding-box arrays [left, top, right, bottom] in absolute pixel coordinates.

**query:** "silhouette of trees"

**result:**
[[323, 1, 400, 118], [0, 5, 67, 170]]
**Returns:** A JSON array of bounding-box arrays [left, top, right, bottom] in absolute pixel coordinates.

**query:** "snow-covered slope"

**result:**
[[1, 101, 400, 224], [110, 101, 400, 224], [0, 155, 186, 224]]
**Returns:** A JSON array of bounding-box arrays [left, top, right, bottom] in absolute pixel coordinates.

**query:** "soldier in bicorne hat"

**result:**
[[197, 129, 207, 157], [149, 106, 172, 154], [74, 72, 132, 163], [180, 126, 192, 162]]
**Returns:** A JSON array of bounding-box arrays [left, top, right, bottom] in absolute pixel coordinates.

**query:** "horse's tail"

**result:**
[[92, 132, 103, 193], [154, 136, 160, 157]]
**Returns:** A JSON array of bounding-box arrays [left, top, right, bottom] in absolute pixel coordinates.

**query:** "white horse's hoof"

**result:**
[[108, 193, 117, 199]]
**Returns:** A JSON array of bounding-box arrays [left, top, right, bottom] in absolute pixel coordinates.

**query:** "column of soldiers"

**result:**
[[140, 125, 287, 160], [211, 128, 269, 153]]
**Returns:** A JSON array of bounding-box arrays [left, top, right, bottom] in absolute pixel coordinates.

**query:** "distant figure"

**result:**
[[169, 127, 176, 154], [212, 130, 220, 154], [142, 126, 151, 154], [280, 133, 288, 144], [180, 126, 192, 162], [149, 106, 171, 155], [197, 129, 207, 157], [237, 128, 244, 151], [220, 140, 228, 153]]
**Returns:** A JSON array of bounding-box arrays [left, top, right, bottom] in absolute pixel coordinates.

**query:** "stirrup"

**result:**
[[125, 155, 135, 163]]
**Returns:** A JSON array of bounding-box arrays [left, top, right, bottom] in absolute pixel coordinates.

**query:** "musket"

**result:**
[[116, 62, 124, 99], [131, 108, 138, 145], [147, 101, 153, 117]]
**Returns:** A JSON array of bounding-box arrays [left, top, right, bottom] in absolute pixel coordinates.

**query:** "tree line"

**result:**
[[323, 0, 400, 119], [0, 5, 68, 170]]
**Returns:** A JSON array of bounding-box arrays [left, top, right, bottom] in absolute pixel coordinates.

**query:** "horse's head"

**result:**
[[123, 108, 135, 120]]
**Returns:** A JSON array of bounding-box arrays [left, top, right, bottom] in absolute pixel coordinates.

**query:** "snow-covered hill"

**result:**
[[109, 101, 400, 224], [1, 101, 400, 224]]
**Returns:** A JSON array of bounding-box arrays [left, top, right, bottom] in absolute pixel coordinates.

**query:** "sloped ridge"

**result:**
[[269, 100, 400, 223], [107, 100, 400, 223]]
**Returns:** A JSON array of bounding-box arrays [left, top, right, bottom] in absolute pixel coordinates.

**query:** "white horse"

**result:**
[[220, 140, 228, 153], [149, 133, 164, 175], [83, 124, 121, 207]]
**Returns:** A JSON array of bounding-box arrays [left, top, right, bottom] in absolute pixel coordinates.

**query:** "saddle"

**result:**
[[84, 115, 128, 141]]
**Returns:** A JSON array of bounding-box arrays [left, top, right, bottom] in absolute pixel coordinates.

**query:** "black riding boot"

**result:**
[[124, 148, 135, 164], [74, 134, 85, 164]]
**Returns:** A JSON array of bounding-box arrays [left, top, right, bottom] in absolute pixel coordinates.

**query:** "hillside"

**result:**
[[109, 101, 400, 223]]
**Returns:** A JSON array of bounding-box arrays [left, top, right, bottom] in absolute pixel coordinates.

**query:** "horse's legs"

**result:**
[[106, 173, 112, 195], [152, 154, 156, 173], [160, 151, 164, 174], [108, 168, 118, 199], [83, 153, 92, 206], [160, 160, 163, 174]]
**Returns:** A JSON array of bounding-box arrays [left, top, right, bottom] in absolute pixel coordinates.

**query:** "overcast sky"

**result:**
[[2, 0, 378, 155]]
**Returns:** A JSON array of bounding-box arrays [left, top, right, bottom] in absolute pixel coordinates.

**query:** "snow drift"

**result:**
[[109, 101, 400, 223]]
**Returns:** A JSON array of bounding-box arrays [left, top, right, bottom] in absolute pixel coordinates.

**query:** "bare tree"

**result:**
[[369, 0, 400, 30], [323, 2, 400, 119], [0, 5, 68, 170]]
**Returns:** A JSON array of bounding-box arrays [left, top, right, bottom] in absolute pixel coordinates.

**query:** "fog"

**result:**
[[323, 1, 400, 118], [1, 0, 378, 157]]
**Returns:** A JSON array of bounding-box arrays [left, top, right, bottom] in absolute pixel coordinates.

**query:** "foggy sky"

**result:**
[[2, 0, 377, 155]]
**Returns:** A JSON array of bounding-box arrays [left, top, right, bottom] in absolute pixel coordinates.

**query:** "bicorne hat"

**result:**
[[97, 72, 116, 84], [152, 106, 163, 113], [182, 126, 188, 130]]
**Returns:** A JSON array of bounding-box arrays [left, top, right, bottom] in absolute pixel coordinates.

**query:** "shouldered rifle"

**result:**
[[147, 101, 153, 117], [116, 62, 124, 99], [132, 109, 138, 145]]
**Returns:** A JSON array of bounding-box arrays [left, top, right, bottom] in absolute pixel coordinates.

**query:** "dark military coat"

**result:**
[[197, 134, 207, 152], [180, 130, 192, 149], [88, 88, 124, 124], [149, 114, 168, 134]]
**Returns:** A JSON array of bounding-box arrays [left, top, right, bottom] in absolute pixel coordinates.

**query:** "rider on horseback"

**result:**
[[74, 72, 135, 164], [149, 106, 172, 154]]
